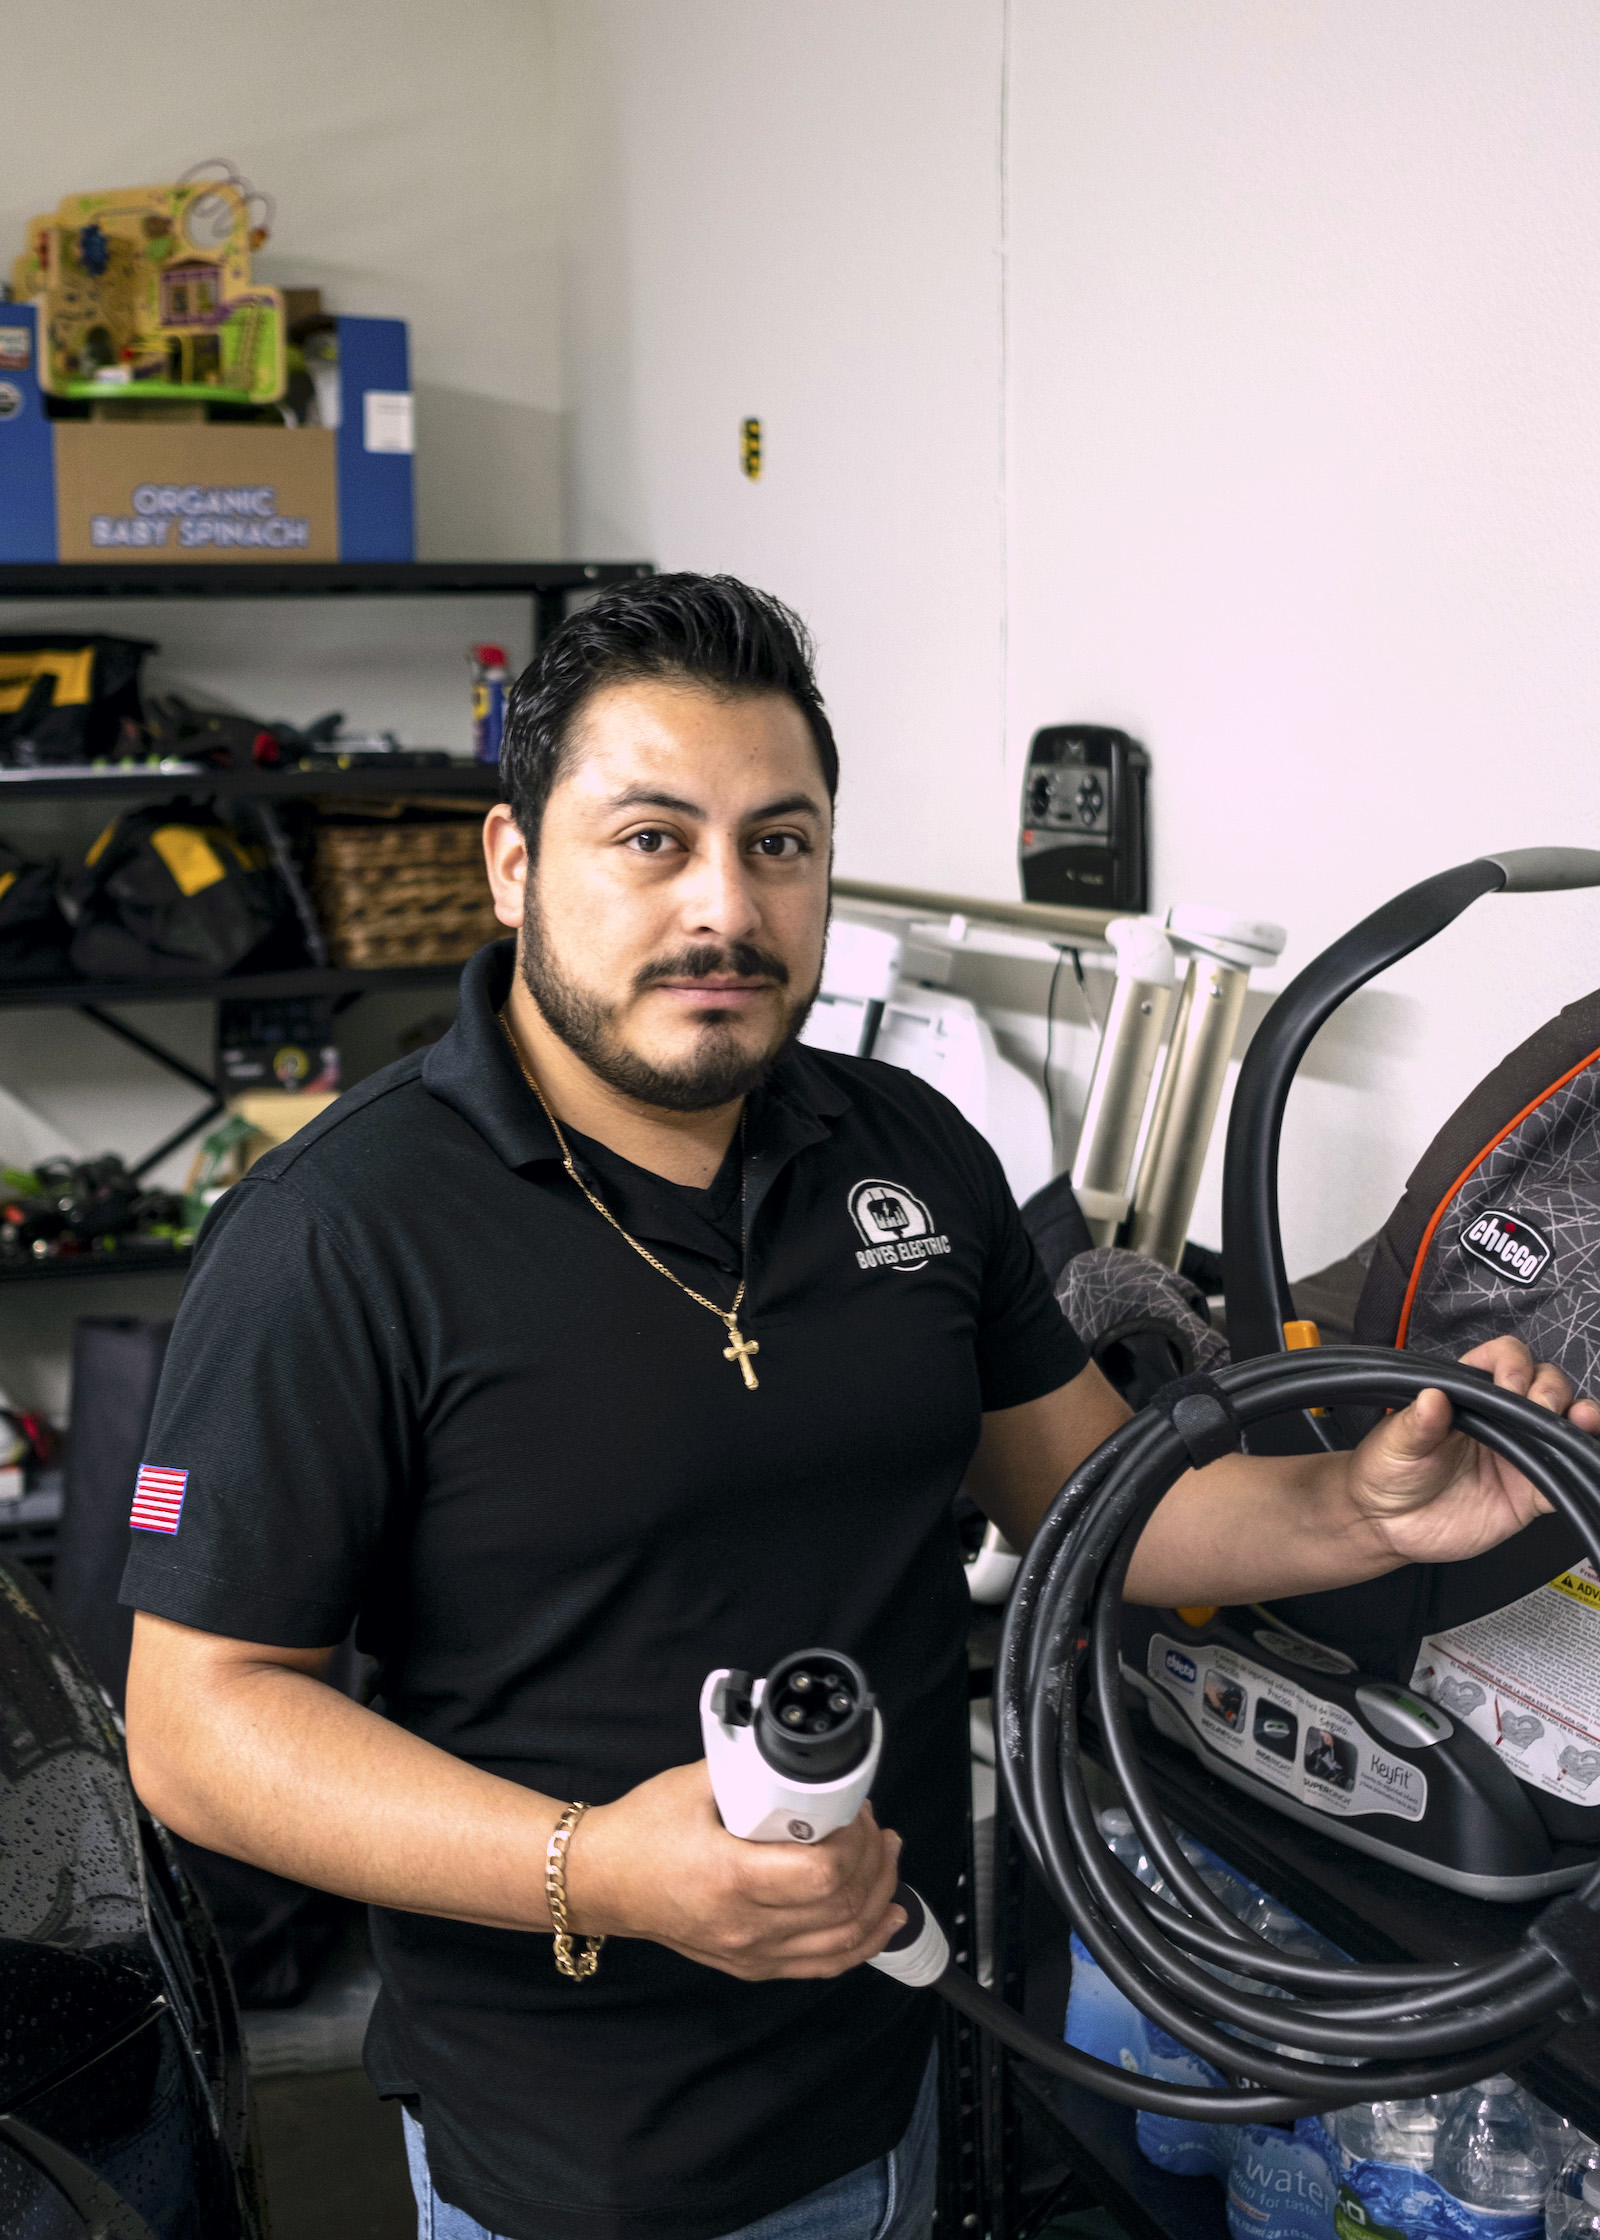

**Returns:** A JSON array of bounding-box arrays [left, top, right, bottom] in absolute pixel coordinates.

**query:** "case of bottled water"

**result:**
[[1060, 1805, 1595, 2239]]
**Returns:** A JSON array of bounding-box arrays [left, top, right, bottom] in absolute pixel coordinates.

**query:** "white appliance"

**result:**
[[799, 917, 1054, 1205]]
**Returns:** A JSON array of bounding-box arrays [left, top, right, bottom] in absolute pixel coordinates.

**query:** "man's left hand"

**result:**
[[1347, 1337, 1600, 1568]]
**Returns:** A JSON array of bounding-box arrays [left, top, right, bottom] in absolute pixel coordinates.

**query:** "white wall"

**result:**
[[0, 0, 566, 558], [558, 0, 1600, 1278], [1004, 0, 1600, 1276], [554, 0, 1011, 887]]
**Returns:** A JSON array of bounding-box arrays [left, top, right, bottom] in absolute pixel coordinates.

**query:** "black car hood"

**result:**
[[0, 1564, 165, 2108], [0, 1938, 163, 2113]]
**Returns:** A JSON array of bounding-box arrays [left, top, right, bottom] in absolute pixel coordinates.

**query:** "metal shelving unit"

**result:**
[[0, 557, 653, 1278], [0, 959, 485, 1011], [0, 1245, 191, 1285], [0, 558, 652, 645], [0, 762, 505, 807]]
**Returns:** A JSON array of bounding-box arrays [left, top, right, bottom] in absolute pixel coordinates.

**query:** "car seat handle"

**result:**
[[1482, 847, 1600, 894], [1222, 855, 1520, 1377]]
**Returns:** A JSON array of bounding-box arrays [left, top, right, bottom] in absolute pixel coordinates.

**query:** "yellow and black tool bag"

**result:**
[[64, 802, 291, 979], [0, 634, 157, 765], [0, 840, 72, 979]]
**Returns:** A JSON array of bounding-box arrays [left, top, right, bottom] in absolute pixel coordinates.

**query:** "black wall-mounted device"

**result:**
[[1019, 724, 1148, 913]]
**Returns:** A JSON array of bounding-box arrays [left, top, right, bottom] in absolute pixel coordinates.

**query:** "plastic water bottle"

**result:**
[[1237, 1893, 1362, 2065], [1549, 2137, 1600, 2237], [1560, 2172, 1600, 2240], [1332, 2095, 1452, 2173], [1099, 1806, 1164, 1890], [1435, 2075, 1550, 2216], [1063, 1808, 1165, 2079]]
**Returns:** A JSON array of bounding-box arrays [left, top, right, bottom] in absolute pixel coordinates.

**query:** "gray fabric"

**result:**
[[1406, 1060, 1600, 1396], [1057, 1246, 1228, 1376]]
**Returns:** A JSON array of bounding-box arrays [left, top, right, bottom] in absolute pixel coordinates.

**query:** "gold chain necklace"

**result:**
[[498, 1012, 761, 1390]]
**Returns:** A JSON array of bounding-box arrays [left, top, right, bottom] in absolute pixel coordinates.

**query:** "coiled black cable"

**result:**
[[935, 1346, 1600, 2120]]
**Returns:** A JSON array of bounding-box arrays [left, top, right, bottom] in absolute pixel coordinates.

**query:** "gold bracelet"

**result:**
[[545, 1802, 605, 1981]]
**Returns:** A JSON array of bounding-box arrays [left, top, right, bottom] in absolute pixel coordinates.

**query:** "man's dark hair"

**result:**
[[499, 573, 838, 850]]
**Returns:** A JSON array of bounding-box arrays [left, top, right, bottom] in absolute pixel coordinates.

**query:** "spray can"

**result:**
[[469, 644, 508, 765]]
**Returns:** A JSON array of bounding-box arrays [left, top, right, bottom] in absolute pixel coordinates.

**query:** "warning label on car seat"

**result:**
[[1411, 1561, 1600, 1802], [1146, 1634, 1428, 1822]]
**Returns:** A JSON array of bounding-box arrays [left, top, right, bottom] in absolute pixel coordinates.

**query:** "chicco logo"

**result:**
[[1164, 1648, 1198, 1687], [1460, 1208, 1552, 1286], [848, 1179, 952, 1273]]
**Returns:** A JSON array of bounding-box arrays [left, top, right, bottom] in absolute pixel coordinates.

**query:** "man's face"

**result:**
[[484, 678, 833, 1111]]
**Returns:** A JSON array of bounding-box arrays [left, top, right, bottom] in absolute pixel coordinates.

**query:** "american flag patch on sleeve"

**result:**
[[130, 1465, 188, 1534]]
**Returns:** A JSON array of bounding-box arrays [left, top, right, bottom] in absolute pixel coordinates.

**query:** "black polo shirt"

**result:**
[[121, 940, 1086, 2240]]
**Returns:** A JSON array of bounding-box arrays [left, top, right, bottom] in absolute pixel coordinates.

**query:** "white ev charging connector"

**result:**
[[700, 1649, 950, 1989]]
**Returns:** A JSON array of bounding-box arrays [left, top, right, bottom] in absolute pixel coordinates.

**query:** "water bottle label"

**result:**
[[1063, 1935, 1147, 2073], [1137, 2105, 1235, 2182], [1136, 2014, 1234, 2176], [1144, 1632, 1428, 1823], [1225, 2119, 1338, 2239], [1309, 2118, 1544, 2240]]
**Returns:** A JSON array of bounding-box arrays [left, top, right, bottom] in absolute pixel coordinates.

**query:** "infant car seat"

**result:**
[[1041, 849, 1600, 1893], [1206, 849, 1600, 1887]]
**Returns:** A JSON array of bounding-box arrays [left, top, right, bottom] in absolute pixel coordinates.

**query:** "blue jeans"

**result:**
[[402, 2047, 939, 2240]]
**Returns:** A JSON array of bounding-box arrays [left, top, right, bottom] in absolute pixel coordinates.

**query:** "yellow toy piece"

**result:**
[[10, 161, 286, 408]]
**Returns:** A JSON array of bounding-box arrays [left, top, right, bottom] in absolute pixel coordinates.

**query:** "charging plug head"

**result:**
[[755, 1649, 875, 1782]]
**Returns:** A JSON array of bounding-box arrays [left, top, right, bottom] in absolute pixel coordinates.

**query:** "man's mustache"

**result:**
[[635, 944, 791, 993]]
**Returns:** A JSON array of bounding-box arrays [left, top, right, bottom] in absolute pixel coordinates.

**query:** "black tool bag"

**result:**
[[64, 800, 292, 979], [0, 635, 156, 765], [0, 839, 72, 979]]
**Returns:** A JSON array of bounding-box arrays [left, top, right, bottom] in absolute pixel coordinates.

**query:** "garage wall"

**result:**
[[0, 0, 566, 558], [553, 0, 1011, 890], [557, 0, 1600, 1278]]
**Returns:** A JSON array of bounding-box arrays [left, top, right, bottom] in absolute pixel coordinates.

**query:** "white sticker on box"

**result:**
[[0, 327, 31, 372], [1147, 1633, 1427, 1822], [363, 390, 414, 454], [1411, 1560, 1600, 1802]]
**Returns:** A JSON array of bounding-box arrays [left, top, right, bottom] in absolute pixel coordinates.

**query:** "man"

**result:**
[[123, 575, 1595, 2240]]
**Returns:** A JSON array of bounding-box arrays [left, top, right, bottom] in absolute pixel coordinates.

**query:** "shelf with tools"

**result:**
[[0, 957, 487, 1010], [0, 557, 652, 1281], [0, 1243, 192, 1284], [0, 761, 505, 805]]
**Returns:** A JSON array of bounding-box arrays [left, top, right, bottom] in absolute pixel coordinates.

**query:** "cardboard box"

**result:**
[[0, 303, 413, 562], [232, 1090, 341, 1168]]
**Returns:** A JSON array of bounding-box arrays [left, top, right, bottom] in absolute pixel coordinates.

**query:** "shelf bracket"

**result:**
[[75, 1005, 225, 1180]]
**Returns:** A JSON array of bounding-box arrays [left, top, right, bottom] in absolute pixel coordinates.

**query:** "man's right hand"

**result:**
[[566, 1760, 907, 1980]]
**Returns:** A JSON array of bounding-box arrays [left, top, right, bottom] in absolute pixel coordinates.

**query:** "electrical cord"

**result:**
[[1040, 946, 1087, 1155], [933, 1346, 1600, 2119]]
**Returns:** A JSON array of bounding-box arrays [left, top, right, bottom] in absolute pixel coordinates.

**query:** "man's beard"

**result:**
[[519, 906, 820, 1113]]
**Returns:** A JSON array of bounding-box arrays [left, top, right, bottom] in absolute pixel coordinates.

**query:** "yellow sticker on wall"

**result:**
[[741, 417, 762, 480]]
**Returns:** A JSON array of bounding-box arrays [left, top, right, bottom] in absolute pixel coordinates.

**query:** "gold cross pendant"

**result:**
[[723, 1321, 760, 1390]]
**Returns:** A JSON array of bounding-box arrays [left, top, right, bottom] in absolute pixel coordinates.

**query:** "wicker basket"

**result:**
[[313, 817, 499, 968]]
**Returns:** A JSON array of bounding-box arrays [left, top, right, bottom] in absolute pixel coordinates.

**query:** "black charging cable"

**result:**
[[933, 1346, 1600, 2120]]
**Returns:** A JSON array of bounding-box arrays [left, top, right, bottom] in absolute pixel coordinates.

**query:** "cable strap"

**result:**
[[1151, 1370, 1244, 1469]]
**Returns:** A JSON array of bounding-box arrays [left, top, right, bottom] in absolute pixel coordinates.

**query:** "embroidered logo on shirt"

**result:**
[[130, 1464, 188, 1534], [847, 1178, 951, 1272]]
